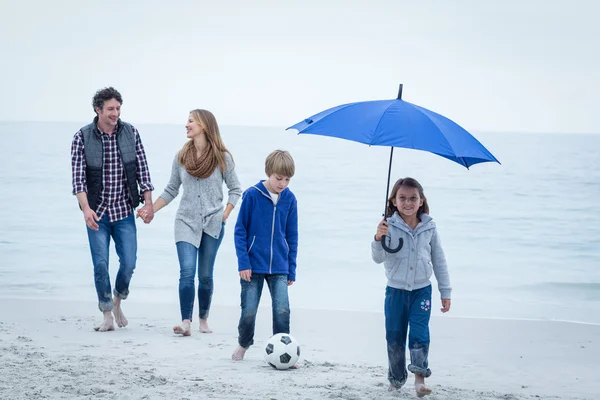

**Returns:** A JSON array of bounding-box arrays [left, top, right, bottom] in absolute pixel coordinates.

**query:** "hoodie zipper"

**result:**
[[251, 184, 279, 274], [269, 205, 276, 273]]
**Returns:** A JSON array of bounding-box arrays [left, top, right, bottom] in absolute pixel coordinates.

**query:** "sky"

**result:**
[[0, 0, 598, 133]]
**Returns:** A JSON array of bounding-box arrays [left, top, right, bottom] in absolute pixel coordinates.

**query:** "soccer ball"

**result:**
[[264, 333, 300, 370]]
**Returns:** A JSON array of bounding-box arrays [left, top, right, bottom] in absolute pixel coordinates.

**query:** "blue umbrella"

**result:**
[[287, 84, 500, 252]]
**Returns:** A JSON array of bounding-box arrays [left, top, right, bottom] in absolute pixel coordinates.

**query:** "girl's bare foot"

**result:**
[[199, 319, 212, 333], [173, 319, 191, 336], [231, 346, 247, 361], [94, 311, 115, 332]]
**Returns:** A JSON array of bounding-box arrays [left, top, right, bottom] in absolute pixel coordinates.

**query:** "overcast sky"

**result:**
[[0, 0, 597, 133]]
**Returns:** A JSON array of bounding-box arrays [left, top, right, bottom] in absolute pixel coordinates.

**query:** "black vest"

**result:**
[[80, 119, 141, 211]]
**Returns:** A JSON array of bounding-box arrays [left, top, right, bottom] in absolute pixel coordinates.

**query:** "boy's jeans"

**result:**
[[385, 284, 432, 388], [86, 213, 137, 312], [176, 224, 225, 321], [237, 274, 290, 348]]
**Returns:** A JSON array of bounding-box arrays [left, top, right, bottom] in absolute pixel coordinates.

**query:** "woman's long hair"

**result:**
[[178, 109, 233, 177]]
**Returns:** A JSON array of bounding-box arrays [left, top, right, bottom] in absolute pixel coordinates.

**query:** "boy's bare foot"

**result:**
[[94, 312, 115, 332], [199, 319, 212, 333], [113, 297, 128, 328], [231, 346, 247, 361], [173, 320, 191, 336], [387, 384, 400, 392], [415, 383, 432, 397]]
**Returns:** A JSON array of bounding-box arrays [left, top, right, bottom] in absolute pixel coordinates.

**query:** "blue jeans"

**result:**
[[237, 274, 290, 348], [175, 225, 224, 321], [86, 213, 137, 312], [385, 284, 432, 388]]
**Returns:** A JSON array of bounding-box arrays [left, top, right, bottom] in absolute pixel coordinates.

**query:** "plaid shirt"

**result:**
[[71, 123, 154, 222]]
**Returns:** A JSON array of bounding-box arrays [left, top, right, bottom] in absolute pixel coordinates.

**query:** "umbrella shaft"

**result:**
[[384, 147, 394, 217]]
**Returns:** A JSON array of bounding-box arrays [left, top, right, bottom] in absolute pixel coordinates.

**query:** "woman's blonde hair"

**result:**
[[178, 109, 232, 174]]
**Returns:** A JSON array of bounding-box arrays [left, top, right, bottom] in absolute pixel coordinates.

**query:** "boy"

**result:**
[[231, 149, 298, 361]]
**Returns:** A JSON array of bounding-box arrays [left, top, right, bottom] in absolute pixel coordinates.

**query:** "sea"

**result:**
[[0, 121, 599, 325]]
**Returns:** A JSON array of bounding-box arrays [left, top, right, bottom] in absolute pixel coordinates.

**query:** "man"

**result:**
[[71, 87, 155, 332]]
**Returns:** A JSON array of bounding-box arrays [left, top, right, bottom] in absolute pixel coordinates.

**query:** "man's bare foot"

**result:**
[[173, 320, 192, 336], [199, 319, 212, 333], [113, 297, 128, 328], [231, 346, 247, 361], [415, 383, 432, 397], [94, 312, 115, 332], [387, 384, 401, 392]]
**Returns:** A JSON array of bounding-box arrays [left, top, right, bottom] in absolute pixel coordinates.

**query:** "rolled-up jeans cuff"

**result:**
[[98, 301, 113, 312], [387, 375, 406, 389], [408, 364, 432, 377], [113, 288, 129, 300], [238, 339, 253, 349]]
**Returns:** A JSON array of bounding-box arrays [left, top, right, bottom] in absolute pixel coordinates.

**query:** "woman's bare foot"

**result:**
[[231, 346, 247, 361], [199, 319, 212, 333], [94, 311, 115, 332], [113, 297, 128, 328], [173, 319, 192, 336]]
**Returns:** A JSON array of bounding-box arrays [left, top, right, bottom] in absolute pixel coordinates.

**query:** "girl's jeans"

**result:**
[[385, 284, 433, 388]]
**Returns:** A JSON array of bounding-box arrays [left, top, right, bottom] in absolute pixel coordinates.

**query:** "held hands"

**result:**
[[136, 204, 155, 224], [375, 220, 389, 241], [440, 299, 451, 313], [83, 206, 100, 231]]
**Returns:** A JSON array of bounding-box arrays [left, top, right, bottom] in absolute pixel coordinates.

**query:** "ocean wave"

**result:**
[[519, 282, 600, 301]]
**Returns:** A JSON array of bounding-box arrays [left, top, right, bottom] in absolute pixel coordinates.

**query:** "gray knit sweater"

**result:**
[[159, 152, 242, 247]]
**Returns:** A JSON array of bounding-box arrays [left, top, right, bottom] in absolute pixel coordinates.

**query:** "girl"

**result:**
[[139, 109, 242, 336], [371, 177, 451, 397]]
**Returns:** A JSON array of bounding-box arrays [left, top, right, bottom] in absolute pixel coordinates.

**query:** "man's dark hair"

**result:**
[[92, 87, 123, 114]]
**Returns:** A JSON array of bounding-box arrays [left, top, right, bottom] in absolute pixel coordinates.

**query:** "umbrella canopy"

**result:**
[[286, 84, 500, 253], [287, 85, 499, 168]]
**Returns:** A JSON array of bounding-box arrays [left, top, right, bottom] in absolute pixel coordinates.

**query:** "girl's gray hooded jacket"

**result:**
[[371, 212, 452, 299]]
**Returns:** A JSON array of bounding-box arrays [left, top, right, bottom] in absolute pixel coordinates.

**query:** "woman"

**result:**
[[139, 109, 242, 336]]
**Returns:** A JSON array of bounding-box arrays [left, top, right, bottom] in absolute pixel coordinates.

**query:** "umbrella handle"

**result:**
[[382, 235, 404, 253]]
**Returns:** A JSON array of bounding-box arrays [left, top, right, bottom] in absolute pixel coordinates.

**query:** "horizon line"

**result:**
[[0, 119, 598, 136]]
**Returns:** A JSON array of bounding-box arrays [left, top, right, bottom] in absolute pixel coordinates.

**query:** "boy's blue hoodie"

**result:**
[[234, 181, 298, 281]]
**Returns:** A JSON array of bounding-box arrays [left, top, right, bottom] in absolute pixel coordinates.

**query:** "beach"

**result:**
[[1, 1, 599, 398], [1, 122, 599, 399], [0, 297, 597, 400]]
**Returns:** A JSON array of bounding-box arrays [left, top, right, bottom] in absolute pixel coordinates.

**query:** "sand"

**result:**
[[0, 297, 597, 400]]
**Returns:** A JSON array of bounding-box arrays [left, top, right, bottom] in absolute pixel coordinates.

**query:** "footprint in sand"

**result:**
[[17, 336, 32, 342]]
